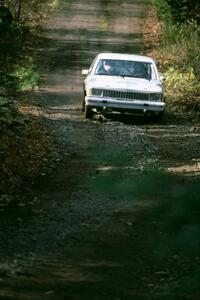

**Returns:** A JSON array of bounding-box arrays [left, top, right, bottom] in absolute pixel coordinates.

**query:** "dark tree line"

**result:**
[[166, 0, 200, 23], [0, 0, 51, 24], [0, 6, 13, 23]]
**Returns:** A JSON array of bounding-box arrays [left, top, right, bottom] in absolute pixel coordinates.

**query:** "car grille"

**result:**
[[92, 89, 161, 101], [103, 89, 149, 100]]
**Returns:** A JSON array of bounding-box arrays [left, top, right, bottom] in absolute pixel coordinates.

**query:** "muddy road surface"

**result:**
[[0, 0, 200, 299]]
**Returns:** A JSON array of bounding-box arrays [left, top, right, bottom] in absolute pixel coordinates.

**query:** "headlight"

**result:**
[[92, 89, 103, 96], [150, 93, 162, 101]]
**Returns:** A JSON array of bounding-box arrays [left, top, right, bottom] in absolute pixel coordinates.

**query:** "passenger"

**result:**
[[133, 62, 149, 79]]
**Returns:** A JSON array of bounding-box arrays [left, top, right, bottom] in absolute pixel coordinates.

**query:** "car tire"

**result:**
[[85, 105, 93, 119], [82, 99, 85, 112], [82, 89, 86, 112]]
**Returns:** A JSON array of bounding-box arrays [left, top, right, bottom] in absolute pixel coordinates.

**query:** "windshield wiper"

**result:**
[[120, 74, 151, 81], [119, 74, 134, 78]]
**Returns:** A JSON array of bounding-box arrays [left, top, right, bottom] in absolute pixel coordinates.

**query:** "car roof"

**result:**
[[96, 52, 155, 63]]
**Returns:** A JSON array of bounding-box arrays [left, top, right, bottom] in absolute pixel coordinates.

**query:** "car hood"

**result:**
[[87, 75, 163, 93]]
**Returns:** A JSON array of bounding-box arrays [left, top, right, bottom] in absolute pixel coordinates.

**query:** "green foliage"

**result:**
[[0, 6, 40, 128], [0, 96, 8, 107], [147, 0, 172, 22], [2, 0, 58, 26], [0, 96, 19, 126], [166, 0, 200, 23], [164, 20, 197, 44], [161, 20, 200, 112], [12, 63, 39, 91], [0, 0, 58, 130], [163, 67, 200, 111], [164, 67, 197, 92], [148, 0, 200, 113], [161, 23, 200, 73], [49, 0, 59, 9], [148, 0, 200, 24]]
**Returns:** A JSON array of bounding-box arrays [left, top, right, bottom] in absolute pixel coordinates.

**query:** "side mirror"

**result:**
[[160, 75, 166, 82], [82, 69, 89, 75]]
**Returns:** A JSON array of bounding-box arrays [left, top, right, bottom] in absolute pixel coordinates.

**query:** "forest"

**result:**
[[0, 0, 57, 199]]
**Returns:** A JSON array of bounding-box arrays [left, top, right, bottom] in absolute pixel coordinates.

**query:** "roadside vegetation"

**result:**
[[0, 0, 58, 200], [144, 0, 200, 116]]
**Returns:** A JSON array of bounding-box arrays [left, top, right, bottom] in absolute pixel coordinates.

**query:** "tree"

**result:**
[[166, 0, 200, 23], [0, 5, 13, 23], [1, 0, 51, 24]]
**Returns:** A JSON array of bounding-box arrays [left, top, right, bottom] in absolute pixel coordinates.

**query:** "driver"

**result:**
[[103, 60, 117, 75]]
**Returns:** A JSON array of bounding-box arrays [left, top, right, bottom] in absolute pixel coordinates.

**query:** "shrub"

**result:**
[[163, 67, 200, 111], [12, 63, 39, 91], [147, 0, 172, 22], [146, 1, 200, 114]]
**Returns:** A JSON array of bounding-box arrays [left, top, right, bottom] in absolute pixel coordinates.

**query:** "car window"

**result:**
[[94, 59, 152, 79]]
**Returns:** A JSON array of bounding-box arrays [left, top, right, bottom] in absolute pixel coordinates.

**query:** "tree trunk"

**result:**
[[16, 0, 22, 21]]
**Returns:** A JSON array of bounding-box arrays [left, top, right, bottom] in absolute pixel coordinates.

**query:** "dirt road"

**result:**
[[0, 0, 200, 299]]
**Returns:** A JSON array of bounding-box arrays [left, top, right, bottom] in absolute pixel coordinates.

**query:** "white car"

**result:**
[[82, 53, 165, 119]]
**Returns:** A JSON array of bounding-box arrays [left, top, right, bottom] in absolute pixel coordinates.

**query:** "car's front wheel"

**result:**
[[82, 88, 86, 112], [85, 105, 93, 119], [82, 99, 85, 112]]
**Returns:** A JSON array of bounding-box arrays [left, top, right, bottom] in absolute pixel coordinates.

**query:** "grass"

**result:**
[[146, 1, 200, 114]]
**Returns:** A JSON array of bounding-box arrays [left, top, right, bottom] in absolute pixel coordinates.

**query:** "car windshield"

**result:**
[[94, 59, 152, 79]]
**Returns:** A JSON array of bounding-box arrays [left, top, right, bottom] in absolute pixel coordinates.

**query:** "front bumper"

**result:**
[[85, 96, 165, 112]]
